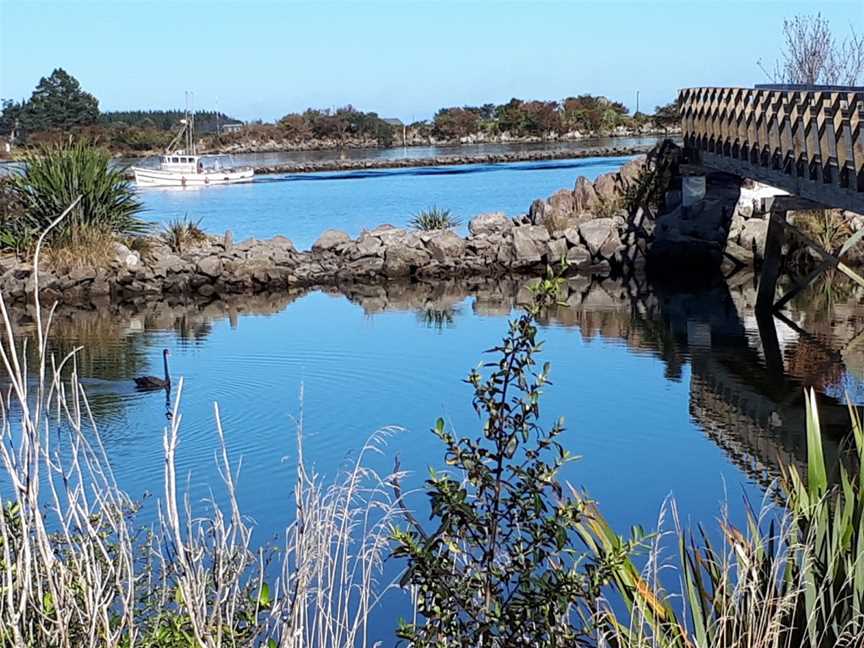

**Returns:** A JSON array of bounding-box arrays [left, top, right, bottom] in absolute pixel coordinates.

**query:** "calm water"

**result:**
[[138, 155, 636, 247], [31, 276, 864, 535], [130, 134, 667, 169]]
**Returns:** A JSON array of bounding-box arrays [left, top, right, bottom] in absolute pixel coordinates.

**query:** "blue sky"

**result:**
[[1, 0, 862, 122]]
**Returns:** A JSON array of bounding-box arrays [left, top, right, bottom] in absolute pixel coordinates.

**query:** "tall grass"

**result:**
[[0, 201, 403, 647], [409, 206, 461, 231]]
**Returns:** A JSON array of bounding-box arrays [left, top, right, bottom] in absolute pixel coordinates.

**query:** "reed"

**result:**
[[582, 391, 864, 648], [0, 200, 404, 647]]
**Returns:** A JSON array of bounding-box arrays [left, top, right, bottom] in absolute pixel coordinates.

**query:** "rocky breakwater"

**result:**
[[249, 146, 650, 175], [0, 160, 648, 306]]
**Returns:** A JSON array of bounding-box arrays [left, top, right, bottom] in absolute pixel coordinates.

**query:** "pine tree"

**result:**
[[21, 68, 99, 132]]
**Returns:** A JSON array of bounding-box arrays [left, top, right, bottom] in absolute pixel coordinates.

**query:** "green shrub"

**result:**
[[393, 270, 641, 645], [3, 141, 146, 249], [409, 206, 461, 231]]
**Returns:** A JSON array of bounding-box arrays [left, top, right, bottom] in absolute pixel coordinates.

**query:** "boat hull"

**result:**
[[132, 166, 254, 187]]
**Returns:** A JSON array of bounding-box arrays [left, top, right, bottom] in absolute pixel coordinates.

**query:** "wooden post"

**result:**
[[755, 210, 786, 313]]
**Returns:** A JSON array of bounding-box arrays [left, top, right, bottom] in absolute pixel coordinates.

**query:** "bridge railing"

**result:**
[[680, 86, 864, 212]]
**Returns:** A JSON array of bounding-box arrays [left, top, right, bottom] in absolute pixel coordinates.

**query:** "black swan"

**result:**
[[134, 349, 171, 390]]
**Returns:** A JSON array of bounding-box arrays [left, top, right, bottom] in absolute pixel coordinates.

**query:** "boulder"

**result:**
[[469, 212, 512, 236], [383, 246, 430, 277], [270, 235, 296, 252], [593, 173, 620, 204], [113, 243, 140, 270], [578, 218, 616, 257], [197, 255, 223, 278], [511, 227, 544, 266], [354, 235, 384, 258], [425, 230, 466, 262], [545, 238, 568, 264], [566, 244, 592, 267], [617, 157, 645, 187], [544, 189, 576, 233], [312, 229, 351, 252], [573, 176, 599, 214]]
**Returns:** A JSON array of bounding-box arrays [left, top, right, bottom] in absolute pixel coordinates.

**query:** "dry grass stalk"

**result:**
[[0, 199, 406, 647]]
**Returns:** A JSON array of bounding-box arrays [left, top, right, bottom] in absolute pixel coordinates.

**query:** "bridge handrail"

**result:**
[[679, 86, 864, 211]]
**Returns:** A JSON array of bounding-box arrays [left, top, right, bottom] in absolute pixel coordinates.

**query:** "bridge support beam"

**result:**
[[755, 210, 786, 313]]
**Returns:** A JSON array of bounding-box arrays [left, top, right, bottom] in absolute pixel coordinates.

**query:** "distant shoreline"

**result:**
[[247, 145, 653, 176], [120, 144, 658, 180]]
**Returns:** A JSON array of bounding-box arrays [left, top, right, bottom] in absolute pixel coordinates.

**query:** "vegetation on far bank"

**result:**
[[1, 68, 678, 159]]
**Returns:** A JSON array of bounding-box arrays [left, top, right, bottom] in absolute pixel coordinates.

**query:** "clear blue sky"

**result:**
[[1, 0, 862, 122]]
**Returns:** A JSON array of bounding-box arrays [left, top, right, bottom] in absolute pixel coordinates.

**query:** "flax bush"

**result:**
[[2, 141, 146, 251]]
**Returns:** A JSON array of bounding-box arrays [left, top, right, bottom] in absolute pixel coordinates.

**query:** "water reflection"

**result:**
[[8, 273, 862, 504]]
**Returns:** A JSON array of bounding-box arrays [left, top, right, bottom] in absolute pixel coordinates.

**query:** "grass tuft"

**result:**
[[409, 206, 462, 231], [161, 215, 208, 253]]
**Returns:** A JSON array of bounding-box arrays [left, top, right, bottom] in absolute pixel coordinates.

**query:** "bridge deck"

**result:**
[[680, 86, 864, 213]]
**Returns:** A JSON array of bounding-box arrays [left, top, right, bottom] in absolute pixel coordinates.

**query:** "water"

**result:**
[[138, 155, 636, 248], [127, 134, 667, 170], [29, 276, 864, 534]]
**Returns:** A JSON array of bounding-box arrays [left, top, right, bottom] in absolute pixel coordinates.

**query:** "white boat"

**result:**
[[131, 99, 253, 188], [133, 154, 254, 187]]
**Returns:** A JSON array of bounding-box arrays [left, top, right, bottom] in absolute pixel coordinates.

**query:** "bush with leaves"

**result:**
[[392, 270, 640, 646]]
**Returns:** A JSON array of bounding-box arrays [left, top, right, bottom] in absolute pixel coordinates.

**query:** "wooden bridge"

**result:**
[[679, 85, 864, 310]]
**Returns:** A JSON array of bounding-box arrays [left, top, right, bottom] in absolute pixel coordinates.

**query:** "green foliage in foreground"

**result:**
[[393, 270, 643, 646], [409, 206, 462, 231], [581, 391, 864, 647], [2, 141, 146, 250]]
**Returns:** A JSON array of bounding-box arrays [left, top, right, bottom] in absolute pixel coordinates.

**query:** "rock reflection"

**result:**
[[7, 274, 863, 487]]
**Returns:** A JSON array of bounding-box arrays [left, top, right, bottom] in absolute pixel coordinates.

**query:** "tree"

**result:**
[[21, 68, 99, 132], [652, 97, 681, 129], [760, 14, 864, 85], [432, 107, 481, 139]]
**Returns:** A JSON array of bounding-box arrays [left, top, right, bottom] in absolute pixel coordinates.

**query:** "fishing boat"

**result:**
[[131, 101, 253, 187]]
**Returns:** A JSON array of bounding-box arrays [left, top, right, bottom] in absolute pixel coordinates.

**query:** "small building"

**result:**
[[221, 123, 244, 134]]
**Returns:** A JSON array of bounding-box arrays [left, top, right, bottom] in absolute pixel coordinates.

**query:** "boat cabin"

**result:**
[[159, 154, 204, 174]]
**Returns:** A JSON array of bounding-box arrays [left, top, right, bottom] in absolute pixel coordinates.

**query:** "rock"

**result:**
[[112, 242, 140, 270], [469, 212, 512, 236], [545, 238, 568, 263], [528, 199, 548, 225], [521, 225, 551, 243], [383, 246, 430, 277], [270, 235, 296, 252], [425, 230, 466, 262], [724, 240, 755, 265], [593, 173, 620, 204], [578, 218, 616, 257], [312, 229, 351, 252], [511, 227, 543, 266], [566, 244, 592, 267], [617, 157, 645, 187], [740, 219, 769, 259], [573, 176, 599, 214], [543, 189, 576, 234], [372, 226, 408, 245], [562, 227, 582, 247], [197, 255, 223, 278], [354, 235, 384, 258]]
